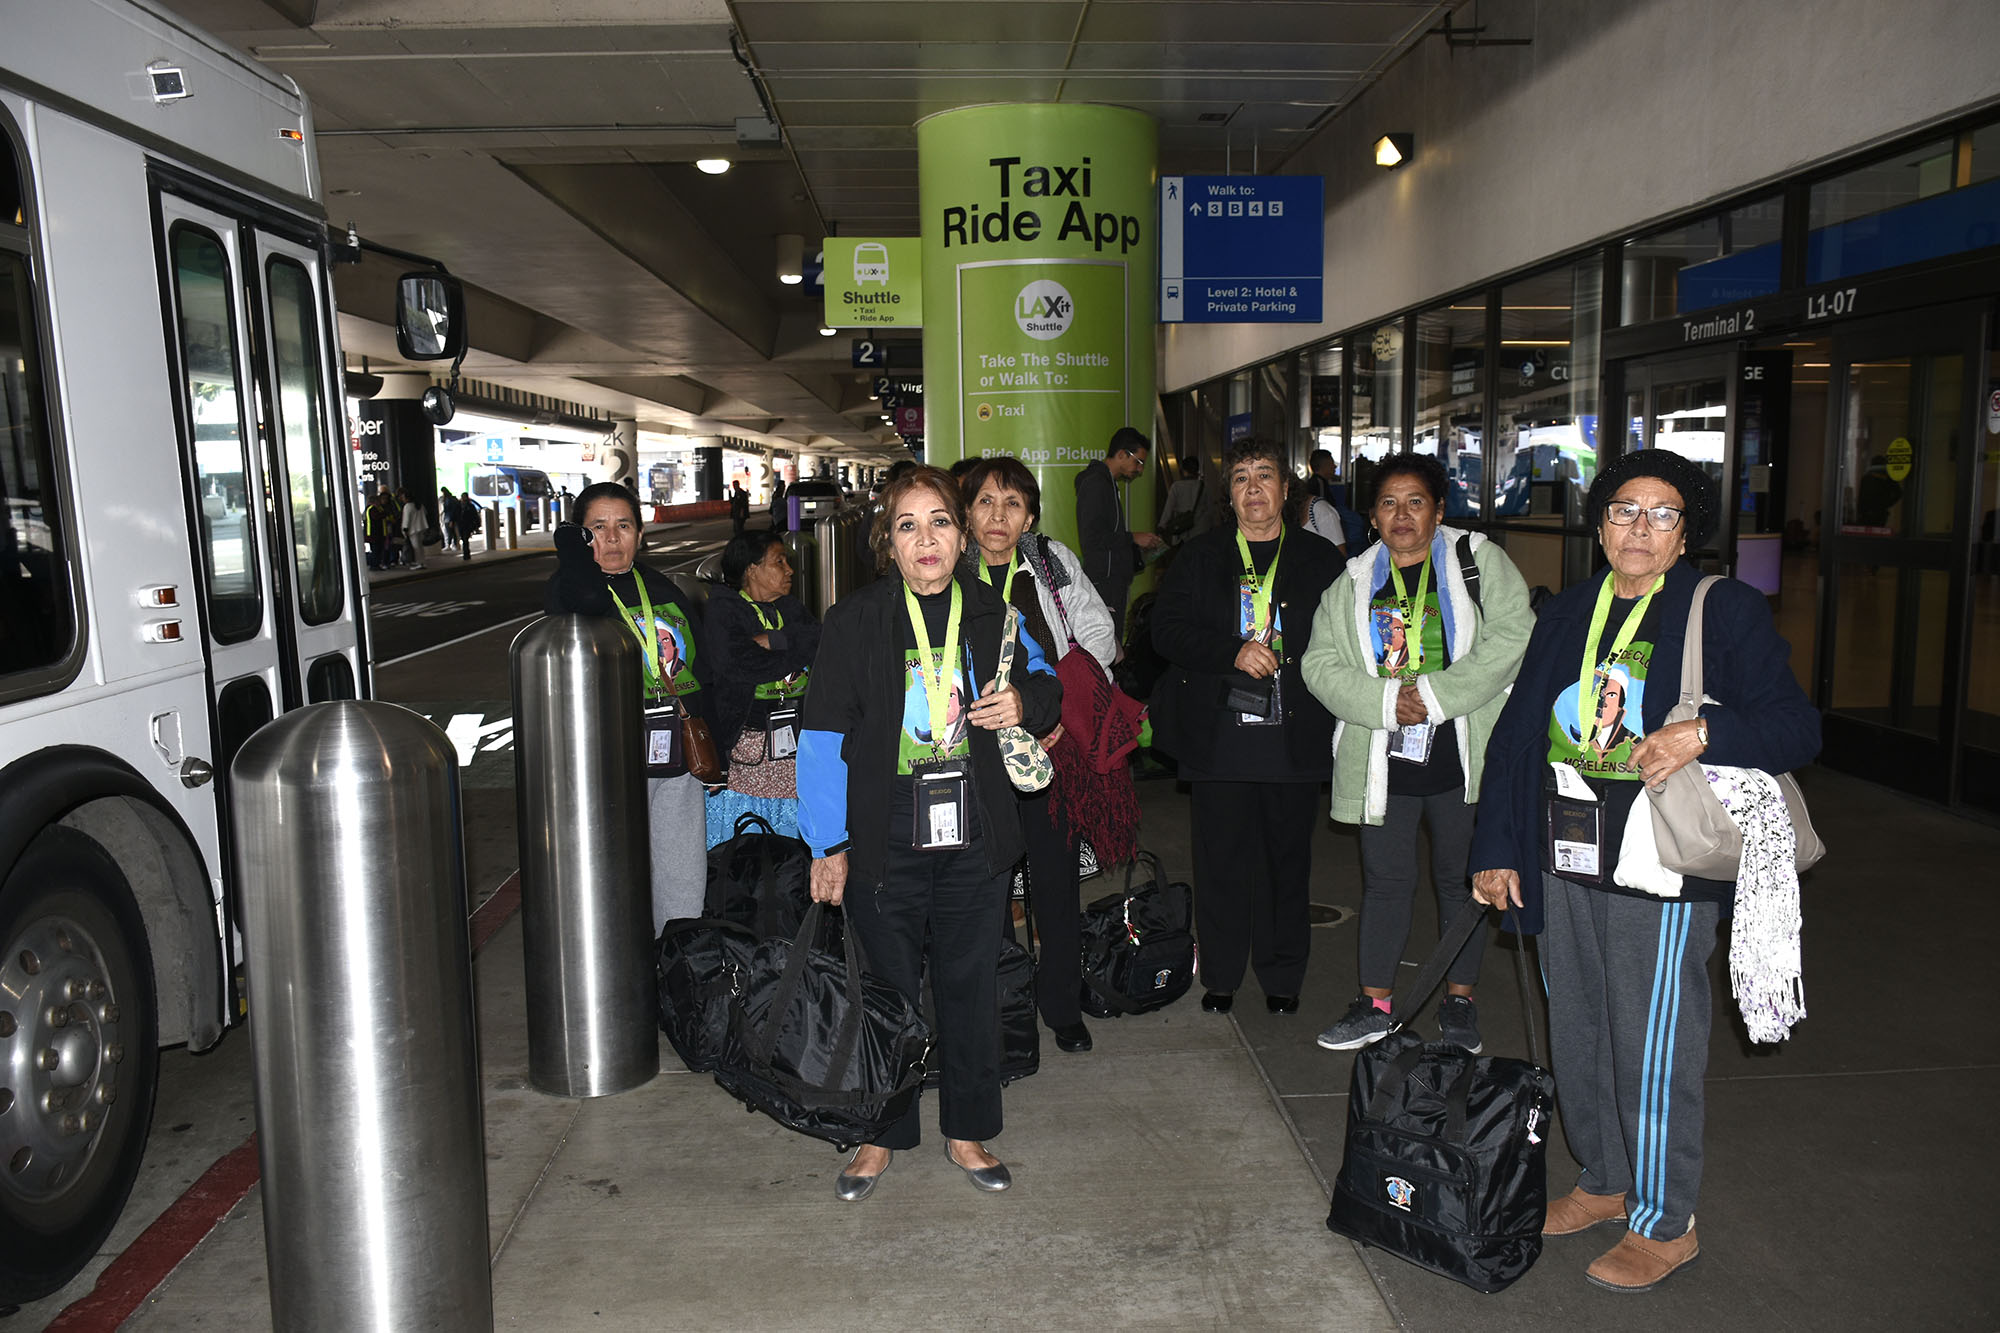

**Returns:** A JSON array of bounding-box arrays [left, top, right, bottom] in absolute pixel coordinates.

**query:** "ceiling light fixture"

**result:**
[[695, 157, 731, 175], [776, 233, 804, 285], [1374, 133, 1414, 170], [819, 326, 837, 337]]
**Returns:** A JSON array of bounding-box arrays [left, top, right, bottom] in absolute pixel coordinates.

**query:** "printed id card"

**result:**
[[910, 761, 970, 850], [1546, 795, 1603, 879], [1388, 722, 1435, 763], [643, 704, 686, 779], [764, 705, 800, 761]]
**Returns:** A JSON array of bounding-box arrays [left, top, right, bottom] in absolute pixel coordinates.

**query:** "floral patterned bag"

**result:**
[[994, 605, 1053, 793]]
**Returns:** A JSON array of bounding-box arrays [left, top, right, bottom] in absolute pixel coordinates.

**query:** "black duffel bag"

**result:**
[[712, 903, 930, 1151], [655, 916, 758, 1073], [1078, 851, 1195, 1018], [1327, 902, 1555, 1294], [925, 867, 1039, 1090], [705, 813, 814, 941]]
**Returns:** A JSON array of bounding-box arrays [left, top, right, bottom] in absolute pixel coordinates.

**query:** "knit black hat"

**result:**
[[1586, 448, 1719, 547]]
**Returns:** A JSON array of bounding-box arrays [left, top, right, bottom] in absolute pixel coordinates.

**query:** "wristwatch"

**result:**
[[1695, 717, 1710, 750]]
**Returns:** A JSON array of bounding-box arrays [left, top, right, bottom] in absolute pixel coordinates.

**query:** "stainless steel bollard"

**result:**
[[510, 614, 658, 1096], [230, 701, 491, 1333]]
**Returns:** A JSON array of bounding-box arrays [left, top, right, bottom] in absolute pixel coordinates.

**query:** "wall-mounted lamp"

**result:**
[[1373, 133, 1414, 170], [695, 157, 732, 175], [776, 233, 804, 285]]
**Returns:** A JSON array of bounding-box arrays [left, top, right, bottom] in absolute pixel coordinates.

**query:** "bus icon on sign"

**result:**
[[853, 242, 889, 286]]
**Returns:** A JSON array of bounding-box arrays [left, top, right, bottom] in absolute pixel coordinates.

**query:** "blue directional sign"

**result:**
[[1159, 175, 1324, 323]]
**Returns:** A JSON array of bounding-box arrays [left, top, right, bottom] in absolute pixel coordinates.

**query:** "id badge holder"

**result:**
[[764, 705, 800, 761], [910, 761, 970, 851], [1546, 798, 1603, 879], [1388, 721, 1435, 763], [643, 702, 687, 779]]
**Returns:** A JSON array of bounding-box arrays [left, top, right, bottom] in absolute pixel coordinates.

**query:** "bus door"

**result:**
[[251, 231, 361, 705], [159, 195, 290, 795]]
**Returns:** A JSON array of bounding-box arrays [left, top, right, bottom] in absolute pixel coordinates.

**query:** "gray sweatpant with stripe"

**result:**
[[1542, 876, 1719, 1242]]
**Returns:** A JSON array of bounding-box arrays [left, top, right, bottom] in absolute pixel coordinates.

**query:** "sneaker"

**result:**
[[1437, 995, 1484, 1053], [1316, 995, 1393, 1051]]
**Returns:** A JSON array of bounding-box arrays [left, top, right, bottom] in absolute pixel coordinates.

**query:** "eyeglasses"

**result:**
[[1604, 500, 1685, 532]]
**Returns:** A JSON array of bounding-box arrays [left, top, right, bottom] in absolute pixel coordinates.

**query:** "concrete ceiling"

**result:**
[[160, 0, 1457, 458]]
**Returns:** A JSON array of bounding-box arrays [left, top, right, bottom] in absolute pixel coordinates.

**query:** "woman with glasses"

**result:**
[[1468, 449, 1819, 1292], [1301, 453, 1533, 1056]]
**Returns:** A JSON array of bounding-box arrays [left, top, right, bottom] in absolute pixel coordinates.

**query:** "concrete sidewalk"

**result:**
[[125, 910, 1392, 1331], [364, 519, 692, 589]]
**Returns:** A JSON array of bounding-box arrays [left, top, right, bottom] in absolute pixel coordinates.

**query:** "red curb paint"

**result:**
[[43, 1136, 262, 1333], [45, 871, 525, 1329]]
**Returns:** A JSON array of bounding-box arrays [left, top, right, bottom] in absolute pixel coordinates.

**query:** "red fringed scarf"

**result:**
[[1047, 648, 1145, 864]]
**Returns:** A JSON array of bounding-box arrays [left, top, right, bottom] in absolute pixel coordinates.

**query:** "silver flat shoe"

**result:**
[[834, 1149, 889, 1202], [944, 1143, 1011, 1192]]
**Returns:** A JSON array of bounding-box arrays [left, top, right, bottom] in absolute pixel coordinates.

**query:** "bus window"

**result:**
[[170, 224, 261, 642], [265, 256, 341, 625], [0, 250, 76, 683]]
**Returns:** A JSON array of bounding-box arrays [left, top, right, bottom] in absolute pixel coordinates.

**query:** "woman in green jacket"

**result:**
[[1300, 453, 1532, 1055]]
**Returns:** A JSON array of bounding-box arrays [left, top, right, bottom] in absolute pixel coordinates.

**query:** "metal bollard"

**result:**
[[510, 614, 658, 1096], [483, 506, 500, 552], [505, 506, 520, 549], [230, 701, 492, 1332]]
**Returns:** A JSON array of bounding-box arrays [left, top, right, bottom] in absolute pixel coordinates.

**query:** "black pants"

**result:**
[[1018, 788, 1081, 1028], [843, 836, 1008, 1149], [1189, 780, 1317, 996], [1355, 786, 1484, 991]]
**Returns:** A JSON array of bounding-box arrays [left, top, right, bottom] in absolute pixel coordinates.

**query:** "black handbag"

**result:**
[[655, 916, 758, 1073], [922, 934, 1039, 1090], [1326, 901, 1556, 1294], [1078, 851, 1196, 1018], [711, 903, 931, 1151], [704, 813, 814, 941]]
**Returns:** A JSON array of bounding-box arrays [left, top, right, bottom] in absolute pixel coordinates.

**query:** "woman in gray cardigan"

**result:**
[[1300, 453, 1532, 1055]]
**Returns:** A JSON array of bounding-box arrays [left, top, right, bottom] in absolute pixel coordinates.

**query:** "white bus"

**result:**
[[0, 0, 463, 1300]]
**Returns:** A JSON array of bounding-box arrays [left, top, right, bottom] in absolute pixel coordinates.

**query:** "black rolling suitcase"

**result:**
[[1326, 901, 1555, 1294]]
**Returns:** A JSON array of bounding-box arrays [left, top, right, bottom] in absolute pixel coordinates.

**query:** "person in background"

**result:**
[[398, 488, 427, 571], [456, 492, 482, 560], [1468, 447, 1819, 1293], [1158, 455, 1207, 545], [768, 473, 788, 532], [546, 482, 711, 932], [439, 487, 462, 552], [798, 465, 1062, 1201], [1306, 449, 1341, 505], [959, 455, 1123, 1056], [1074, 427, 1163, 641], [704, 530, 818, 841], [729, 480, 750, 536], [1301, 452, 1532, 1057], [1149, 438, 1343, 1017]]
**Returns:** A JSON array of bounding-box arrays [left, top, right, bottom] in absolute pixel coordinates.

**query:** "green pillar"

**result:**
[[918, 104, 1158, 550]]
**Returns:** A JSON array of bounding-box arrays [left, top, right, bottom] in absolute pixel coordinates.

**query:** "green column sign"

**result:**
[[918, 104, 1158, 550], [822, 237, 922, 328]]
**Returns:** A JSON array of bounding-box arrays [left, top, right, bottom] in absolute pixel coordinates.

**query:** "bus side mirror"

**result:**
[[395, 272, 467, 362]]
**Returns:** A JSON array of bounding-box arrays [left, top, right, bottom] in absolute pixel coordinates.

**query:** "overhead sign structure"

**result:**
[[1159, 175, 1324, 323], [823, 237, 922, 327]]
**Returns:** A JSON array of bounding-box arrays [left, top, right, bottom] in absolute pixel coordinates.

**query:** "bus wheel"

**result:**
[[0, 826, 161, 1305]]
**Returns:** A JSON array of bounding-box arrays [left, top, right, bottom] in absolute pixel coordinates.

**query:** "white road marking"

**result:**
[[376, 612, 537, 667]]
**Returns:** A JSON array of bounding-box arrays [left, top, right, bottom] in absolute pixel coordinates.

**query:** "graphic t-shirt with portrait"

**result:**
[[611, 572, 701, 700], [1236, 537, 1284, 726], [1542, 593, 1658, 883], [896, 587, 972, 774], [1371, 556, 1463, 796]]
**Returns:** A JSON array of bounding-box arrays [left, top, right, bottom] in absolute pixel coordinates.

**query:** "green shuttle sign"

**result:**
[[823, 237, 922, 328]]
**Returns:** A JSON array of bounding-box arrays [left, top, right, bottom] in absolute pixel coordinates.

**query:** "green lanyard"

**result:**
[[978, 552, 1020, 605], [903, 581, 963, 756], [1384, 555, 1432, 677], [607, 572, 664, 694], [1234, 528, 1284, 638], [1577, 573, 1663, 746], [740, 589, 783, 632]]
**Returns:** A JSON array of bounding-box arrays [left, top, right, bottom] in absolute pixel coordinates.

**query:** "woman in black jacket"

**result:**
[[1150, 439, 1344, 1016], [704, 530, 820, 838], [797, 465, 1062, 1202], [545, 482, 710, 932]]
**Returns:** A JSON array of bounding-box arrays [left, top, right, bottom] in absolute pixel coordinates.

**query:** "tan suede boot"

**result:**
[[1542, 1186, 1628, 1236], [1585, 1223, 1700, 1292]]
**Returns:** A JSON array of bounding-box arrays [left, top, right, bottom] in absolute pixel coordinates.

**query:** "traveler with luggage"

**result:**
[[1147, 438, 1343, 1017], [704, 529, 819, 840], [798, 464, 1062, 1200], [456, 493, 482, 559], [1468, 448, 1820, 1292], [546, 481, 712, 932], [958, 455, 1123, 1056], [1300, 452, 1533, 1057]]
